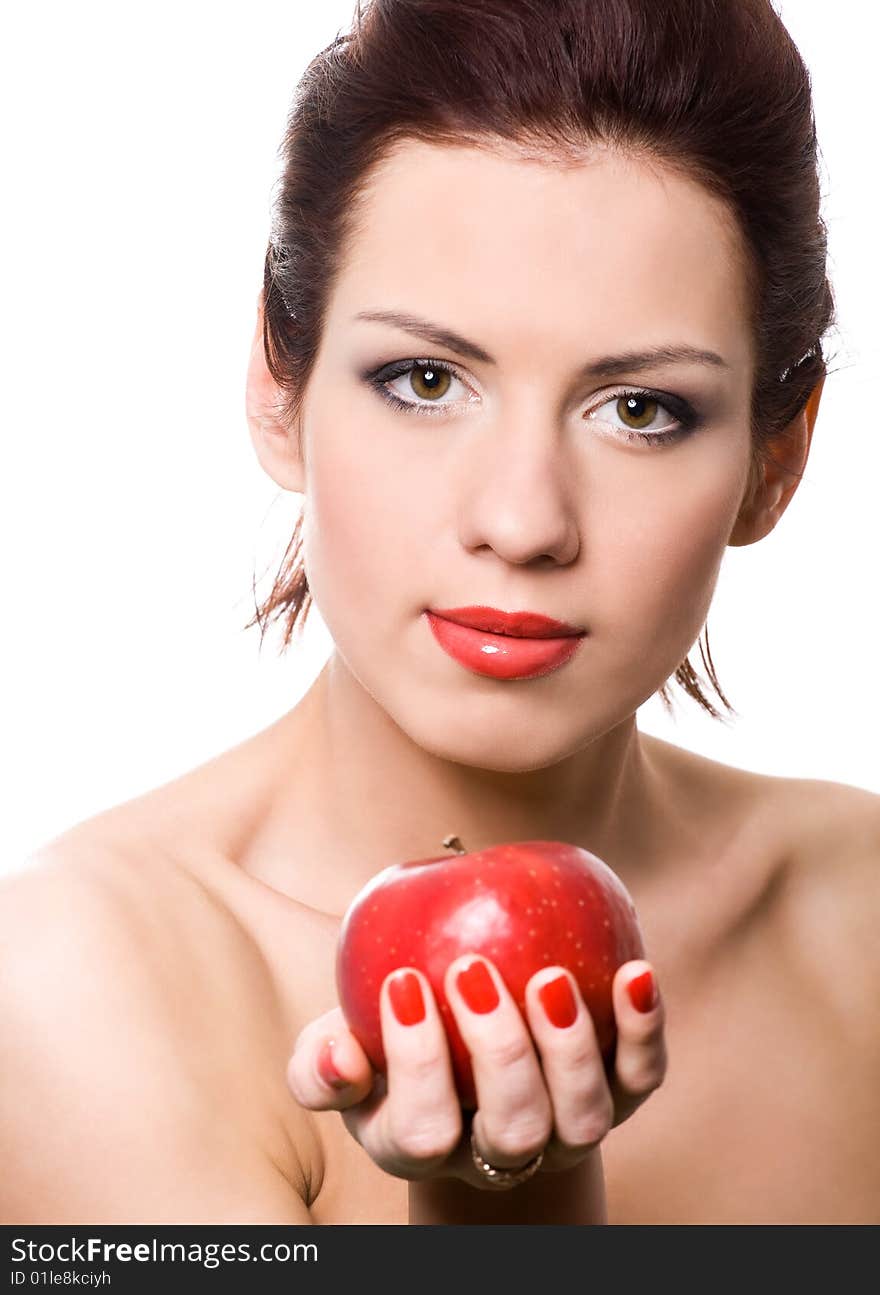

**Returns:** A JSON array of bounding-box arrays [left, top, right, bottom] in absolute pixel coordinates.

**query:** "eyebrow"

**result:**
[[353, 309, 730, 377]]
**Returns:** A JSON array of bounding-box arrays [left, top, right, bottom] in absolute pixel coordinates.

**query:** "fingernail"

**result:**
[[456, 959, 500, 1014], [538, 973, 577, 1028], [627, 969, 657, 1013], [388, 970, 426, 1025], [317, 1038, 349, 1089]]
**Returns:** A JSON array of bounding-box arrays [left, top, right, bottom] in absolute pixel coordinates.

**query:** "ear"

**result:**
[[728, 375, 825, 547], [245, 294, 306, 494]]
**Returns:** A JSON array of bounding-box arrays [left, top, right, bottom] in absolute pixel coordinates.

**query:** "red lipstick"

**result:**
[[425, 605, 587, 680], [430, 606, 585, 637]]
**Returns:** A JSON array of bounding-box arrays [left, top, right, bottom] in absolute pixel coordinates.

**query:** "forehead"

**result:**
[[329, 138, 753, 372]]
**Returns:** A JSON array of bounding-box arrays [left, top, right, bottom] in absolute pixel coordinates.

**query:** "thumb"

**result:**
[[287, 1008, 376, 1110]]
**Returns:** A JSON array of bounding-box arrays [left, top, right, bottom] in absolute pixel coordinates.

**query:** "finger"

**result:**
[[342, 967, 463, 1180], [444, 955, 553, 1169], [522, 966, 614, 1168], [608, 960, 667, 1126], [286, 1006, 376, 1110]]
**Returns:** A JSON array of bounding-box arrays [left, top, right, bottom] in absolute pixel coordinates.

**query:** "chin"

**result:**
[[391, 692, 620, 775]]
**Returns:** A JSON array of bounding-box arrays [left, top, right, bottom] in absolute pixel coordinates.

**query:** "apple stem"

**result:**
[[442, 834, 467, 855]]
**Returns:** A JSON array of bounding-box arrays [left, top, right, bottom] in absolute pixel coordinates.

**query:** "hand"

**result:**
[[287, 956, 666, 1190]]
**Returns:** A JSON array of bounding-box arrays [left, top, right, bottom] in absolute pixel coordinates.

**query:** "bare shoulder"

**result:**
[[788, 774, 879, 858], [0, 838, 279, 1048], [646, 734, 878, 992], [0, 840, 314, 1223], [749, 770, 879, 1026], [757, 769, 880, 896], [648, 732, 879, 866], [688, 766, 880, 1041]]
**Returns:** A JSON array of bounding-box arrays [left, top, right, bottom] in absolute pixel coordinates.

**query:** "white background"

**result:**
[[3, 1, 877, 871]]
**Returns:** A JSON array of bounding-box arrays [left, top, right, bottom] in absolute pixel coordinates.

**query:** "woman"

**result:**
[[3, 0, 878, 1225]]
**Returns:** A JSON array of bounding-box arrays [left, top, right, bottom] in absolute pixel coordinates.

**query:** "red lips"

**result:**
[[429, 605, 585, 639], [425, 608, 587, 680]]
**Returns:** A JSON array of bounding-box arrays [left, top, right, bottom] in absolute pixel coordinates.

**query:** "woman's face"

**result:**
[[282, 140, 758, 771]]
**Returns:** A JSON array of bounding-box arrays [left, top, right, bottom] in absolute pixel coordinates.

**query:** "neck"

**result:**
[[241, 652, 671, 917]]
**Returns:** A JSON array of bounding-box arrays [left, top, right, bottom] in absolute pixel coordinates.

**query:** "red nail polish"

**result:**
[[317, 1038, 349, 1089], [627, 969, 657, 1013], [388, 971, 426, 1025], [539, 973, 577, 1028], [456, 959, 500, 1013]]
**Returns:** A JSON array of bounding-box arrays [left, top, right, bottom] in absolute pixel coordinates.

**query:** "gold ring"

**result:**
[[469, 1127, 545, 1190]]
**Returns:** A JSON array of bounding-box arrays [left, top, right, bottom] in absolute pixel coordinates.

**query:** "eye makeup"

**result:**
[[359, 356, 705, 448]]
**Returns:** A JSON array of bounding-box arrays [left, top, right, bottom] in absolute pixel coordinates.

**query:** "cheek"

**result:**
[[593, 444, 747, 654], [300, 406, 431, 625]]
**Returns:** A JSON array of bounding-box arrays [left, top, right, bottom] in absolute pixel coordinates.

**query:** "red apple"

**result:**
[[335, 837, 645, 1109]]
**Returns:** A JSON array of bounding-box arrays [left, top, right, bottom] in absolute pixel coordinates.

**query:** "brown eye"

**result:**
[[616, 394, 659, 430], [409, 365, 452, 401]]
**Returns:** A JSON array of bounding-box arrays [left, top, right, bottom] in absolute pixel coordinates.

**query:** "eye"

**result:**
[[399, 363, 458, 403], [365, 359, 474, 416], [587, 389, 700, 447], [363, 360, 701, 447]]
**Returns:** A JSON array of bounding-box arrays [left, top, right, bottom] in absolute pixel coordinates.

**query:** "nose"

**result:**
[[456, 414, 581, 566]]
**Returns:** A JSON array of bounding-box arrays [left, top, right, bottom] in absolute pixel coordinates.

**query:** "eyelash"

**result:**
[[363, 357, 701, 447]]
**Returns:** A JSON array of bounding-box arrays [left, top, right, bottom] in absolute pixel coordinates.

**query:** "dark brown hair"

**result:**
[[247, 0, 835, 721]]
